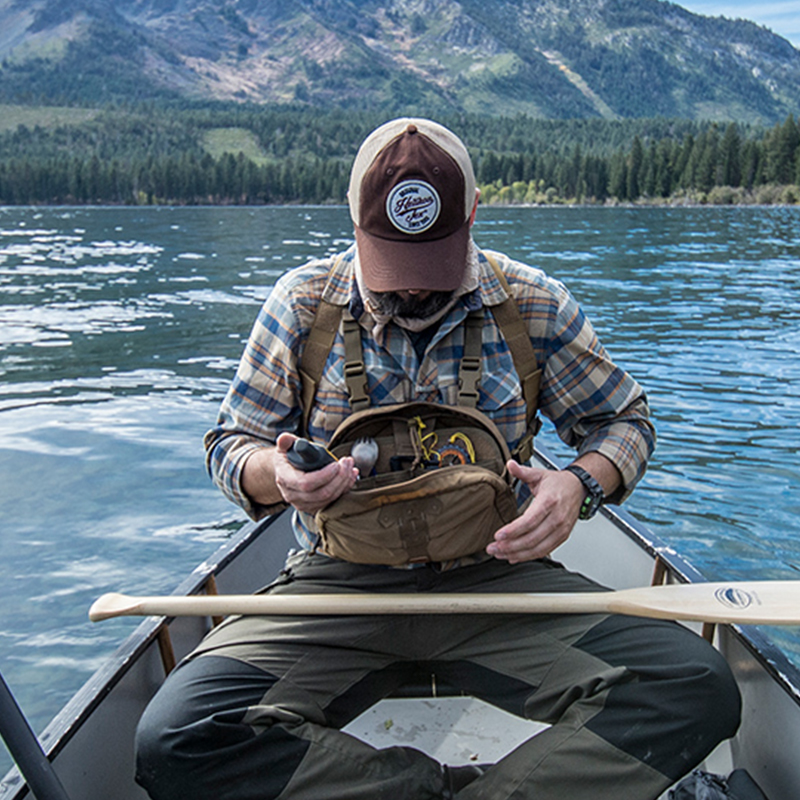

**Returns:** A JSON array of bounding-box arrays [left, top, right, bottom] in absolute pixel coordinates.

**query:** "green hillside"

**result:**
[[0, 105, 100, 132]]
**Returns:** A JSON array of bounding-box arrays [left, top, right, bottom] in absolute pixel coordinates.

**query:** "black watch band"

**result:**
[[563, 464, 605, 520]]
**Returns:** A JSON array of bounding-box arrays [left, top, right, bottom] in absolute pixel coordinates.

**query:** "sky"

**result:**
[[677, 0, 800, 47]]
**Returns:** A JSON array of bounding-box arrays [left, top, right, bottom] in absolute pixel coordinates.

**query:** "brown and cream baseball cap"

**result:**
[[348, 118, 477, 293]]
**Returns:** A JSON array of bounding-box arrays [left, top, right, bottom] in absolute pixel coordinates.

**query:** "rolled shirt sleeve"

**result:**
[[204, 261, 330, 520]]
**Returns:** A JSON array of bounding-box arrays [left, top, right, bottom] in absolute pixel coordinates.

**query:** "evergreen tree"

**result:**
[[740, 140, 760, 189], [695, 127, 720, 193], [627, 136, 644, 199], [766, 115, 800, 184], [608, 150, 628, 200], [654, 139, 675, 197], [642, 141, 657, 197], [674, 133, 694, 191], [719, 124, 742, 187]]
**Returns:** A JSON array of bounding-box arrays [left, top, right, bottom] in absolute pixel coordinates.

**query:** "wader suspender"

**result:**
[[298, 253, 542, 461]]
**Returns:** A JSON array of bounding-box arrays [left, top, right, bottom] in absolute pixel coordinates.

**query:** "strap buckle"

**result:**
[[458, 355, 481, 407]]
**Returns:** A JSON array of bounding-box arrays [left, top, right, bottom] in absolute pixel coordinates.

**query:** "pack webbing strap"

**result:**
[[457, 309, 484, 408], [342, 309, 370, 412]]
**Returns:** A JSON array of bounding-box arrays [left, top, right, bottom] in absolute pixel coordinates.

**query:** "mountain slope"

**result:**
[[1, 0, 798, 122]]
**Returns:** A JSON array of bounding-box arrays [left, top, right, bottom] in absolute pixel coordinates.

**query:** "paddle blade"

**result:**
[[608, 581, 800, 625]]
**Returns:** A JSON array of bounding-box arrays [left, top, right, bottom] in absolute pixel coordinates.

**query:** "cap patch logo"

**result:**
[[386, 180, 440, 235]]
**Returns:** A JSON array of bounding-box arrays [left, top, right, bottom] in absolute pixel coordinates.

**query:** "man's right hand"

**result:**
[[248, 433, 358, 515]]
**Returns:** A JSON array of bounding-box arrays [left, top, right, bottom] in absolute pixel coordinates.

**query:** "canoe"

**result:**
[[2, 444, 799, 800]]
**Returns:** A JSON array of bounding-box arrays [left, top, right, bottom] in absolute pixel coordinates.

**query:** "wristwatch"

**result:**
[[563, 464, 605, 520]]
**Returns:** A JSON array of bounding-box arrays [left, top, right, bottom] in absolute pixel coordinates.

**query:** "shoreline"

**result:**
[[3, 187, 800, 210]]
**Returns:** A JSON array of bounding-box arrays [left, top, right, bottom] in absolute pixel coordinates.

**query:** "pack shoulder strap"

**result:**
[[483, 252, 542, 462], [299, 296, 344, 437]]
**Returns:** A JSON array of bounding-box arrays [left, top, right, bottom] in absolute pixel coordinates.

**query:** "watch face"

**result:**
[[580, 492, 602, 520]]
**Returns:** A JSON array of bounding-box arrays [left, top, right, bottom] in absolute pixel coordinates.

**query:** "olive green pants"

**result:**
[[136, 552, 740, 800]]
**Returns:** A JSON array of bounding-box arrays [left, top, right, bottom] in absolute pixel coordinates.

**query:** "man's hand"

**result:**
[[486, 463, 585, 563], [273, 433, 358, 514], [487, 453, 622, 564], [242, 433, 358, 515]]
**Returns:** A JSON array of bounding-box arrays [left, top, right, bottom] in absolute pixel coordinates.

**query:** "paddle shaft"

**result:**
[[89, 581, 800, 626]]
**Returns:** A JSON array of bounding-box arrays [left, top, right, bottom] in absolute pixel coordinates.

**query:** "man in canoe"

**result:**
[[136, 119, 740, 799]]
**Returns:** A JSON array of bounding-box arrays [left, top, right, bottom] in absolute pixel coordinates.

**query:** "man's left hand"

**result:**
[[487, 453, 622, 564], [487, 463, 586, 563]]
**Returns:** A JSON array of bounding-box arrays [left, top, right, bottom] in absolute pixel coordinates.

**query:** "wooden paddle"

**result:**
[[89, 581, 800, 626]]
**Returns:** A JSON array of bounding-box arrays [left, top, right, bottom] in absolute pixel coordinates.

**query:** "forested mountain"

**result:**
[[1, 0, 799, 123]]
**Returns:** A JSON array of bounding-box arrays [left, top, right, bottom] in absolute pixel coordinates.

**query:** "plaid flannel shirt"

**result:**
[[205, 244, 655, 550]]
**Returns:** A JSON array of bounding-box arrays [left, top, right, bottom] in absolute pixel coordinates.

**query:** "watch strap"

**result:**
[[563, 464, 605, 520]]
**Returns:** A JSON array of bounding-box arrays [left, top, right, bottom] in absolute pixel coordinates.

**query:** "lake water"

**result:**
[[2, 204, 800, 775]]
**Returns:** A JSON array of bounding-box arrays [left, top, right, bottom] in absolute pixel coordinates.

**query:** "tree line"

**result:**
[[0, 106, 798, 205], [478, 116, 800, 205], [0, 151, 350, 206]]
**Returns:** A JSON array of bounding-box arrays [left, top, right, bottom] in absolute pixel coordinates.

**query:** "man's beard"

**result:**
[[372, 290, 455, 320]]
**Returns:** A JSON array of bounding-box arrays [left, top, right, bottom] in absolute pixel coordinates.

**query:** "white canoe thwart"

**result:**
[[88, 581, 800, 626]]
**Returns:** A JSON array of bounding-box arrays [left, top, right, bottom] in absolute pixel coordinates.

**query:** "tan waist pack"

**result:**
[[314, 401, 521, 565]]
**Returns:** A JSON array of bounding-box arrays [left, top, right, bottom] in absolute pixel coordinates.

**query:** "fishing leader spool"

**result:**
[[428, 432, 477, 467]]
